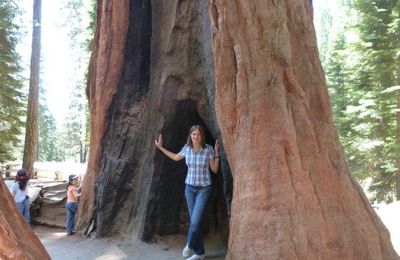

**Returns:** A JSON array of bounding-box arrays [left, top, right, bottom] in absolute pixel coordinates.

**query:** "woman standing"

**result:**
[[155, 125, 220, 260], [10, 169, 30, 223]]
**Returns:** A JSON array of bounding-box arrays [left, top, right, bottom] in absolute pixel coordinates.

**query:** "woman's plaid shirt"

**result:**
[[179, 144, 215, 186]]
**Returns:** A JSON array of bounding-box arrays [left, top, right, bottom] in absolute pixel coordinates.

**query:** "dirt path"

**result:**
[[33, 202, 399, 259], [33, 225, 227, 260]]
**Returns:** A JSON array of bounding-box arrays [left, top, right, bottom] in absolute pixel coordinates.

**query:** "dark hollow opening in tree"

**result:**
[[149, 100, 229, 242], [82, 0, 234, 250]]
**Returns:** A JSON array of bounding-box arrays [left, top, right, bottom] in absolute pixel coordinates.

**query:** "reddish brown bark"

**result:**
[[23, 0, 41, 177], [76, 0, 130, 228], [209, 0, 398, 259], [78, 0, 229, 239], [0, 178, 50, 260], [77, 0, 398, 258]]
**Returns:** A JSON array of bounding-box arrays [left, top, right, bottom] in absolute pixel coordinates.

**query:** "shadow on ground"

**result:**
[[33, 225, 227, 260]]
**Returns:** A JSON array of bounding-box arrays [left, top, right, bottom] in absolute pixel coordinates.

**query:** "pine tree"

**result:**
[[0, 1, 26, 163], [352, 0, 400, 202], [391, 0, 400, 201], [58, 0, 93, 162], [317, 1, 400, 202], [315, 7, 333, 65], [37, 84, 64, 162], [86, 0, 97, 52], [61, 84, 88, 162]]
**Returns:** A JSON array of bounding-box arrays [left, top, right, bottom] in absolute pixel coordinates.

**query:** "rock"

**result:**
[[5, 180, 41, 207], [31, 182, 67, 228], [6, 179, 68, 227], [0, 178, 50, 259]]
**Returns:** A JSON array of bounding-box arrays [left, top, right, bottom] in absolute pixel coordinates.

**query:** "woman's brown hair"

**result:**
[[16, 169, 28, 191], [186, 125, 206, 148]]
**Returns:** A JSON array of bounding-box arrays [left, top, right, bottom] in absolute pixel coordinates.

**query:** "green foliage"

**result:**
[[319, 0, 400, 202], [37, 85, 64, 161], [316, 8, 333, 65], [0, 0, 95, 164], [0, 1, 26, 163], [352, 0, 400, 202], [86, 0, 96, 52], [56, 0, 94, 163], [60, 82, 89, 163]]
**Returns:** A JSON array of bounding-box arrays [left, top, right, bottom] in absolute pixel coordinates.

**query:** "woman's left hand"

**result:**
[[210, 140, 221, 173], [214, 140, 220, 156]]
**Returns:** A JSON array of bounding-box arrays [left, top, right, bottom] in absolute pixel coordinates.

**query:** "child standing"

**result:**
[[10, 169, 30, 223], [66, 174, 81, 236]]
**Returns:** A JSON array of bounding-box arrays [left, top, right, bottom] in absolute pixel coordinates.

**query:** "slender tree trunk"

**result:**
[[80, 142, 83, 163], [23, 0, 41, 177], [396, 64, 400, 201], [209, 0, 397, 259], [82, 143, 88, 163]]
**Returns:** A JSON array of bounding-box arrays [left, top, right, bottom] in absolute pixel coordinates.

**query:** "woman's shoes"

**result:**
[[182, 244, 193, 258], [187, 254, 205, 260], [182, 244, 205, 259], [66, 231, 75, 236]]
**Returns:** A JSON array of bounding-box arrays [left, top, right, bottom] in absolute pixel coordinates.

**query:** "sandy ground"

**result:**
[[33, 201, 400, 260], [33, 225, 227, 260], [16, 168, 396, 259]]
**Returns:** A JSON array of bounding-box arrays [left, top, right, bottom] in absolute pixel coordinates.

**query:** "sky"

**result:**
[[16, 0, 89, 127], [313, 0, 340, 13]]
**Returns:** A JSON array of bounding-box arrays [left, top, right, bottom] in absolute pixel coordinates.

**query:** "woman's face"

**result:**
[[191, 129, 202, 144]]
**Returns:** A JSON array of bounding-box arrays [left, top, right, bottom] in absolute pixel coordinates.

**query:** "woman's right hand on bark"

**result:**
[[155, 134, 163, 149], [154, 134, 183, 161]]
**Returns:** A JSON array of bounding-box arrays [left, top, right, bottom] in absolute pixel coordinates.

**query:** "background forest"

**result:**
[[0, 0, 95, 165], [0, 0, 399, 202], [315, 0, 400, 202]]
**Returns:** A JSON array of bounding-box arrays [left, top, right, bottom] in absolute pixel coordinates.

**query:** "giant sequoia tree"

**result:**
[[76, 0, 398, 259]]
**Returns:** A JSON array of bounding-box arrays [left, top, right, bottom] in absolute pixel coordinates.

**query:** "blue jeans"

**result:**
[[16, 196, 30, 223], [185, 184, 212, 255], [66, 202, 79, 232]]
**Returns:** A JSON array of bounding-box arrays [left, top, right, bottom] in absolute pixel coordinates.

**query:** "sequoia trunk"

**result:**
[[0, 178, 50, 259], [77, 0, 231, 242], [210, 0, 397, 259], [77, 0, 398, 259]]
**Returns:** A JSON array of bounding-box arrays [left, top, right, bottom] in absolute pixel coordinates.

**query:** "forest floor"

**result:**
[[33, 225, 227, 260], [33, 202, 400, 260]]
